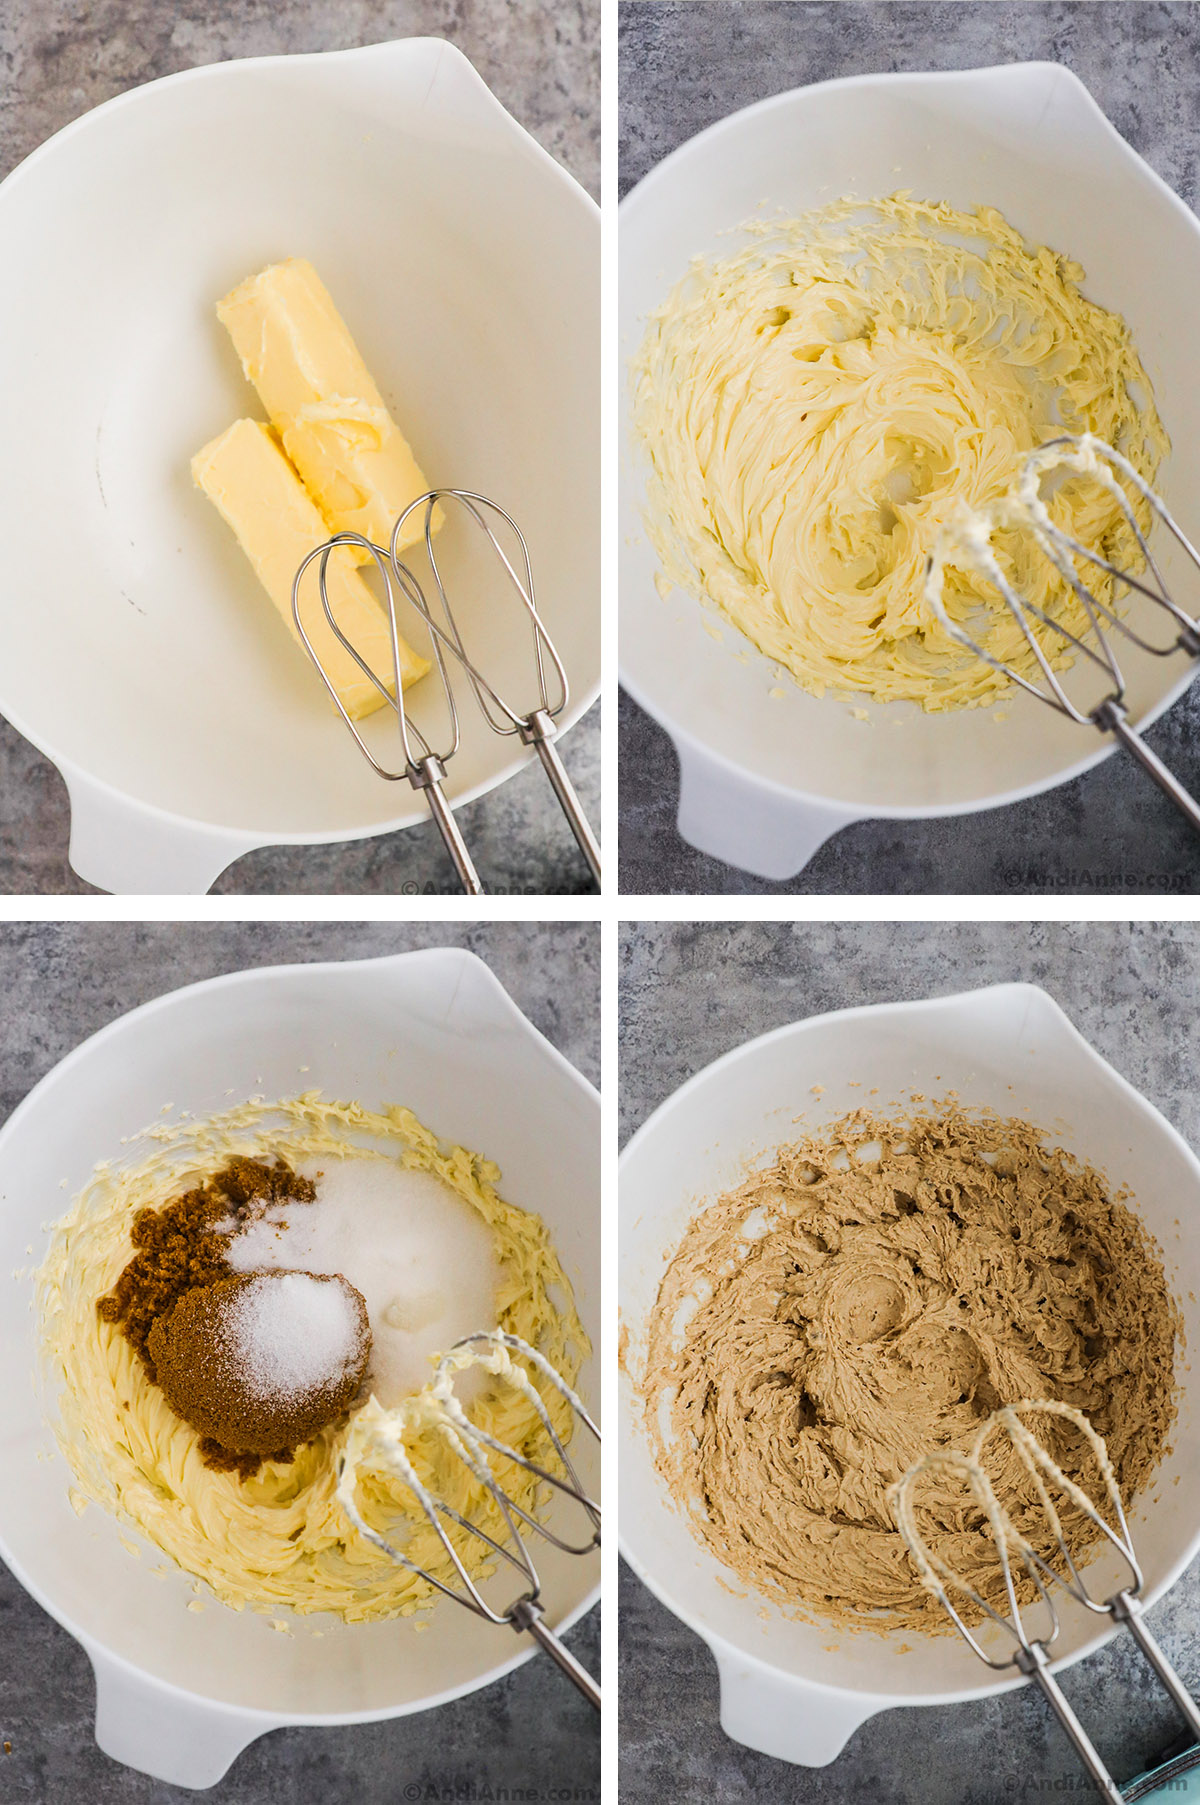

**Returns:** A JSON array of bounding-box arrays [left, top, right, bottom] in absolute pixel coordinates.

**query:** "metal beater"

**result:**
[[924, 433, 1200, 833], [335, 1330, 600, 1708], [292, 492, 600, 894], [894, 1399, 1200, 1800]]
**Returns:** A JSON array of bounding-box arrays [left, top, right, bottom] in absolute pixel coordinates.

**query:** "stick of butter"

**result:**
[[216, 259, 441, 553], [192, 419, 430, 721]]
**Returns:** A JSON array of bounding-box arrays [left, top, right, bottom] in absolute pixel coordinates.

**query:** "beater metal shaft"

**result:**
[[391, 491, 600, 886], [925, 433, 1200, 833], [336, 1331, 600, 1707], [895, 1400, 1200, 1798], [293, 492, 600, 892], [292, 536, 483, 893]]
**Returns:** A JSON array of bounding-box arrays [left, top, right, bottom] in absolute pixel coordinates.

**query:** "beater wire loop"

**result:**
[[391, 491, 570, 736], [894, 1399, 1200, 1797], [292, 533, 459, 782], [923, 433, 1200, 835], [335, 1330, 600, 1706], [292, 494, 598, 888]]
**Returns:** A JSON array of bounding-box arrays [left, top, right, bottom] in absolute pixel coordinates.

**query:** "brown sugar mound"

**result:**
[[97, 1158, 324, 1477], [147, 1272, 371, 1476], [97, 1158, 316, 1380]]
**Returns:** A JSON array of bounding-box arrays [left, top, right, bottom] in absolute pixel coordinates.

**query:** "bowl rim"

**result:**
[[0, 946, 600, 1727], [0, 36, 601, 850], [617, 59, 1200, 819], [618, 981, 1200, 1710]]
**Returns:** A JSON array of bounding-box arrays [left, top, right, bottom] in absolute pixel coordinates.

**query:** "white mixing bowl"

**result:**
[[620, 984, 1200, 1765], [0, 948, 600, 1787], [619, 63, 1200, 880], [0, 38, 599, 893]]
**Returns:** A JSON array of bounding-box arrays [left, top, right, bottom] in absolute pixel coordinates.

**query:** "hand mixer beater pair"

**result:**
[[293, 491, 600, 895], [895, 1399, 1200, 1800], [926, 433, 1200, 832], [336, 1330, 600, 1707]]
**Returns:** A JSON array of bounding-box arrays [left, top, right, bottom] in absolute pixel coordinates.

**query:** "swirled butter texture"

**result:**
[[36, 1095, 586, 1622], [632, 196, 1167, 710], [638, 1106, 1177, 1633]]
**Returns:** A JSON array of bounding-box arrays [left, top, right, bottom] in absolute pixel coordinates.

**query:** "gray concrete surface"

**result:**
[[0, 0, 599, 896], [618, 1, 1200, 895], [0, 922, 598, 1803], [619, 920, 1200, 1803]]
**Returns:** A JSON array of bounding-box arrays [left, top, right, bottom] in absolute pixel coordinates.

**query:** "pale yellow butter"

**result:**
[[36, 1096, 588, 1623], [192, 419, 429, 720], [634, 195, 1167, 712], [217, 258, 440, 553]]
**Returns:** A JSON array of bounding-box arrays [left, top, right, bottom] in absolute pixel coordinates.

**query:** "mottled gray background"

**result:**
[[0, 922, 598, 1802], [618, 1, 1200, 895], [619, 920, 1200, 1803], [0, 0, 599, 896]]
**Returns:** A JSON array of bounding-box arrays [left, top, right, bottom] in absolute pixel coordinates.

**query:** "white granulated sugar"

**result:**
[[228, 1273, 361, 1401], [225, 1156, 502, 1406]]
